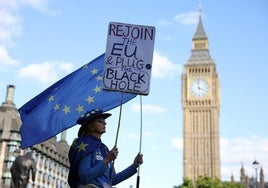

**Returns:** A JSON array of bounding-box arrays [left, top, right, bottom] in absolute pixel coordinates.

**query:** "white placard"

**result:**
[[103, 22, 155, 95]]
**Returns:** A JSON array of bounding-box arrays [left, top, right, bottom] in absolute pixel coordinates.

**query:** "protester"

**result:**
[[68, 108, 143, 188]]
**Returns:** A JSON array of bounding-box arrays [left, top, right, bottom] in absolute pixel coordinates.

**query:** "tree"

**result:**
[[176, 176, 243, 188], [221, 181, 243, 188], [178, 178, 194, 188], [196, 176, 221, 188]]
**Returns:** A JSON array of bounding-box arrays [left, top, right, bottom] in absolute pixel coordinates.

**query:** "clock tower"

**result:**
[[181, 11, 221, 181]]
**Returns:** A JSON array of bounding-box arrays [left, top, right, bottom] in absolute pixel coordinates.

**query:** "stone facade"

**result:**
[[239, 164, 267, 188], [0, 85, 70, 188], [181, 12, 221, 181]]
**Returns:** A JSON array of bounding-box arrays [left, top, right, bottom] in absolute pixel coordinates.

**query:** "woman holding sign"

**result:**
[[68, 108, 143, 188]]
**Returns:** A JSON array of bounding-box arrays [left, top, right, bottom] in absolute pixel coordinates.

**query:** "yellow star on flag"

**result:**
[[62, 106, 71, 114], [91, 68, 98, 75], [82, 64, 88, 69], [48, 95, 55, 102], [96, 75, 102, 81], [54, 104, 60, 111], [76, 105, 84, 113], [94, 86, 101, 93], [86, 96, 94, 104]]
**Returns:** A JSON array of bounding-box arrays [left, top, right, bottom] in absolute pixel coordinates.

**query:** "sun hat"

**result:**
[[76, 108, 111, 125], [77, 109, 111, 137]]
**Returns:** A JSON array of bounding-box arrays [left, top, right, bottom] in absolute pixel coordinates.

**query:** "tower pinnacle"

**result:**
[[198, 3, 202, 13]]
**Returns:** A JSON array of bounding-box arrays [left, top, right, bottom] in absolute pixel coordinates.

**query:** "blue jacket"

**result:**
[[68, 136, 137, 188]]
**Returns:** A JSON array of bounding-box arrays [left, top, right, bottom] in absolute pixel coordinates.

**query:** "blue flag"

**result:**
[[19, 54, 136, 149]]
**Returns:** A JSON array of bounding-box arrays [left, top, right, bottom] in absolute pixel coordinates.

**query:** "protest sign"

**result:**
[[103, 22, 155, 95]]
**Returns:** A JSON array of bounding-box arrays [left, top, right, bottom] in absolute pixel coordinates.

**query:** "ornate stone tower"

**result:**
[[181, 11, 221, 181], [0, 85, 70, 187]]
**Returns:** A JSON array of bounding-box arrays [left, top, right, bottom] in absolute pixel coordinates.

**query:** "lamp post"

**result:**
[[252, 159, 260, 188]]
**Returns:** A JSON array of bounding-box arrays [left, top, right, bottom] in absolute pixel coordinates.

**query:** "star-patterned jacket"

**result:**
[[68, 135, 137, 188]]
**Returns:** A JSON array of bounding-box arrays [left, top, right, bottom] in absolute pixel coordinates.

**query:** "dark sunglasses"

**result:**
[[94, 118, 106, 124]]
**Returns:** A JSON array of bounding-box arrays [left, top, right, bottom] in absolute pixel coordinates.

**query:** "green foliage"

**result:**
[[221, 181, 243, 188], [179, 178, 195, 188], [176, 176, 243, 188], [196, 176, 221, 188]]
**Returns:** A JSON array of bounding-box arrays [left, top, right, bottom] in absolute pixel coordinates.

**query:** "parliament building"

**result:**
[[181, 9, 267, 188], [0, 85, 70, 188], [181, 11, 221, 181]]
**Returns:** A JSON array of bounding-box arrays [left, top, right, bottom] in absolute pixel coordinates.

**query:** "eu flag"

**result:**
[[19, 54, 136, 149]]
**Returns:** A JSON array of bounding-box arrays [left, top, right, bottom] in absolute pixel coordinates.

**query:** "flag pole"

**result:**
[[114, 92, 124, 147], [110, 92, 124, 184], [136, 95, 143, 188]]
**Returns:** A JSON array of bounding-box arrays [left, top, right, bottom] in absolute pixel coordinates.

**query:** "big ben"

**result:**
[[181, 11, 221, 181]]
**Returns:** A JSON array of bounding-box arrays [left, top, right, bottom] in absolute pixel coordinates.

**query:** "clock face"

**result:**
[[190, 79, 209, 97]]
